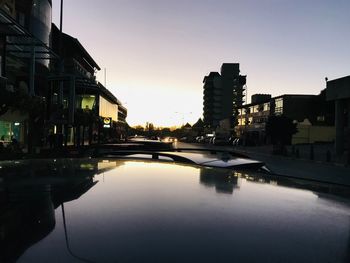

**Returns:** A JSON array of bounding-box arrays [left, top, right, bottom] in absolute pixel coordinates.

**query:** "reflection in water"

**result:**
[[0, 185, 55, 263], [61, 204, 96, 263], [234, 170, 350, 200], [0, 158, 349, 262], [346, 226, 350, 263], [200, 168, 240, 194], [0, 159, 105, 263]]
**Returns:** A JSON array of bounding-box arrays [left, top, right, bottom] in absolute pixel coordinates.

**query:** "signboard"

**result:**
[[103, 117, 112, 128]]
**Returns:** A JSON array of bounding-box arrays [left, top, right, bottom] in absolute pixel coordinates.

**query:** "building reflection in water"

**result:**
[[0, 158, 117, 262], [235, 170, 350, 208], [200, 168, 241, 194], [1, 159, 349, 261]]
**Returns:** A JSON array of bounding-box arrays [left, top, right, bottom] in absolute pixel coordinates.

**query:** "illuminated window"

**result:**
[[317, 116, 325, 122], [263, 103, 270, 111], [81, 95, 96, 110], [274, 98, 283, 115]]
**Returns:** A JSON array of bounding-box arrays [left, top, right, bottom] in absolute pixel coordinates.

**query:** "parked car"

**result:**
[[212, 135, 230, 145], [232, 138, 241, 146], [195, 136, 204, 143], [1, 148, 350, 262], [162, 136, 178, 142]]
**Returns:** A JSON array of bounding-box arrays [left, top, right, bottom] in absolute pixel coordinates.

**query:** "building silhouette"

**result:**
[[0, 0, 55, 149], [326, 76, 350, 157], [236, 91, 335, 145], [203, 63, 246, 130], [0, 1, 127, 151], [49, 24, 128, 145]]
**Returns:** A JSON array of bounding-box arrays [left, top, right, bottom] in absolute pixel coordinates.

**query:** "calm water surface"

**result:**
[[1, 159, 349, 263]]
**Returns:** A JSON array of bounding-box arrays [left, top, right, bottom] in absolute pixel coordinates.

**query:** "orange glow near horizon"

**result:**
[[52, 0, 350, 126]]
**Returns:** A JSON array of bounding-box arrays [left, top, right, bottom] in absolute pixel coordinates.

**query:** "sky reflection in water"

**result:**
[[0, 159, 349, 263]]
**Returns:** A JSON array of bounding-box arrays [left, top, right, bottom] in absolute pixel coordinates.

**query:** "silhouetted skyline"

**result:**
[[53, 0, 350, 126]]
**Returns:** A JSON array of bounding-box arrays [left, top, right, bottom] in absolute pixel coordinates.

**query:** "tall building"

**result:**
[[203, 63, 246, 129]]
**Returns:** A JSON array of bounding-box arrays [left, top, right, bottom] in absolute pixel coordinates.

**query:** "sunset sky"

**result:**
[[52, 0, 350, 127]]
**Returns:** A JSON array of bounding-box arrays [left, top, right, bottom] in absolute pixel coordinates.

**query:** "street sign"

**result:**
[[103, 117, 112, 128]]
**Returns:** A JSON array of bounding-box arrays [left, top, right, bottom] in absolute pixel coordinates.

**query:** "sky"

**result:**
[[52, 0, 350, 127]]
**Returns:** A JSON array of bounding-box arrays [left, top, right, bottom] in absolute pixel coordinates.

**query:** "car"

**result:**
[[162, 136, 178, 143], [212, 135, 230, 146], [232, 138, 241, 146], [195, 136, 204, 143], [1, 149, 350, 263]]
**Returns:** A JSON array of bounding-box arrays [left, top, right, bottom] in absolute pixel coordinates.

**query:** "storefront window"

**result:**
[[81, 95, 96, 110], [0, 121, 23, 142]]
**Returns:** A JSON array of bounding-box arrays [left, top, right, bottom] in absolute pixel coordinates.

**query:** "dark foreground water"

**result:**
[[1, 159, 349, 263]]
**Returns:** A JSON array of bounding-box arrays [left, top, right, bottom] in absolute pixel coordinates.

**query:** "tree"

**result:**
[[266, 115, 298, 154], [182, 122, 192, 129], [192, 118, 204, 136]]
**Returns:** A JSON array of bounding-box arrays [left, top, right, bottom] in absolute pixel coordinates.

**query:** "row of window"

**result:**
[[237, 116, 269, 126], [238, 98, 283, 116]]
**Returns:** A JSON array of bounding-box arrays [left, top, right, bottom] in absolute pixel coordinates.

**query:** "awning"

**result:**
[[0, 9, 59, 60], [0, 110, 28, 122]]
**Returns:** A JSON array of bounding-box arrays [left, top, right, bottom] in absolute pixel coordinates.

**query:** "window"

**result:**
[[79, 95, 96, 110], [274, 98, 283, 115], [263, 103, 270, 112], [317, 116, 325, 122]]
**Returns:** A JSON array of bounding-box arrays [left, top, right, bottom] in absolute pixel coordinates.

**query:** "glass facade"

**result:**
[[0, 121, 23, 142], [30, 0, 52, 45], [76, 95, 97, 110]]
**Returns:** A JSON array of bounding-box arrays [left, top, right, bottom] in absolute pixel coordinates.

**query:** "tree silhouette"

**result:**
[[266, 115, 297, 154]]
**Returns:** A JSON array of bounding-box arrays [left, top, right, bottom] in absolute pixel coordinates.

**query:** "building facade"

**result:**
[[0, 0, 55, 151], [49, 24, 128, 146], [203, 63, 246, 130], [0, 1, 127, 152], [236, 91, 334, 145], [326, 75, 350, 156]]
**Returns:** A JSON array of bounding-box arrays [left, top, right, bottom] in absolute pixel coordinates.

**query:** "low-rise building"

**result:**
[[236, 91, 334, 145], [326, 75, 350, 156], [49, 24, 127, 145]]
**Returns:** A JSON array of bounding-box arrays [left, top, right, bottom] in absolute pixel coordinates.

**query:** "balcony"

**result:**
[[64, 58, 96, 81]]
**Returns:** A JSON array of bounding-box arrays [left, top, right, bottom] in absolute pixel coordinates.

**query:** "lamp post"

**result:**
[[57, 0, 65, 137], [58, 0, 64, 105]]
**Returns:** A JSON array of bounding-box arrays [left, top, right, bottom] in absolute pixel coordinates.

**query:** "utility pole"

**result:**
[[104, 68, 107, 87], [58, 0, 64, 105], [57, 0, 65, 139]]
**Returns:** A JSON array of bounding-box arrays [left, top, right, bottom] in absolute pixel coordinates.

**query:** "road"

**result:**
[[175, 142, 350, 186]]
